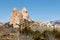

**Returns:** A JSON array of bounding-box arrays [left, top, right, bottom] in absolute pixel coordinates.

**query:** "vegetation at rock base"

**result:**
[[0, 20, 60, 40]]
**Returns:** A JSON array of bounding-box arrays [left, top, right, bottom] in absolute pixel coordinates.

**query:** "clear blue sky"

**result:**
[[0, 0, 60, 22]]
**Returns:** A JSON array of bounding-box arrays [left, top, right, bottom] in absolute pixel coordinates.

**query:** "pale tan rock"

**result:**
[[10, 8, 23, 28], [0, 22, 3, 26], [37, 20, 43, 26], [22, 7, 31, 21], [45, 21, 53, 28], [55, 25, 60, 31], [9, 7, 32, 28], [55, 24, 60, 28]]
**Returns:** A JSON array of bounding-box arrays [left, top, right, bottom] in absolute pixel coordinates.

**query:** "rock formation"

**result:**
[[9, 8, 23, 28], [0, 22, 3, 27], [37, 20, 43, 26], [54, 24, 60, 32], [9, 8, 32, 28], [45, 21, 53, 28], [22, 8, 31, 21]]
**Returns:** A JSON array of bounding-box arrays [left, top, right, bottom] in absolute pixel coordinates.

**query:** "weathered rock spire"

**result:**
[[9, 7, 32, 28], [22, 7, 29, 20], [10, 8, 23, 28]]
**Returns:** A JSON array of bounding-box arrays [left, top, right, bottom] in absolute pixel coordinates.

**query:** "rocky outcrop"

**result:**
[[9, 8, 31, 28], [10, 8, 23, 28], [0, 22, 3, 27], [22, 8, 31, 21], [45, 21, 53, 28]]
